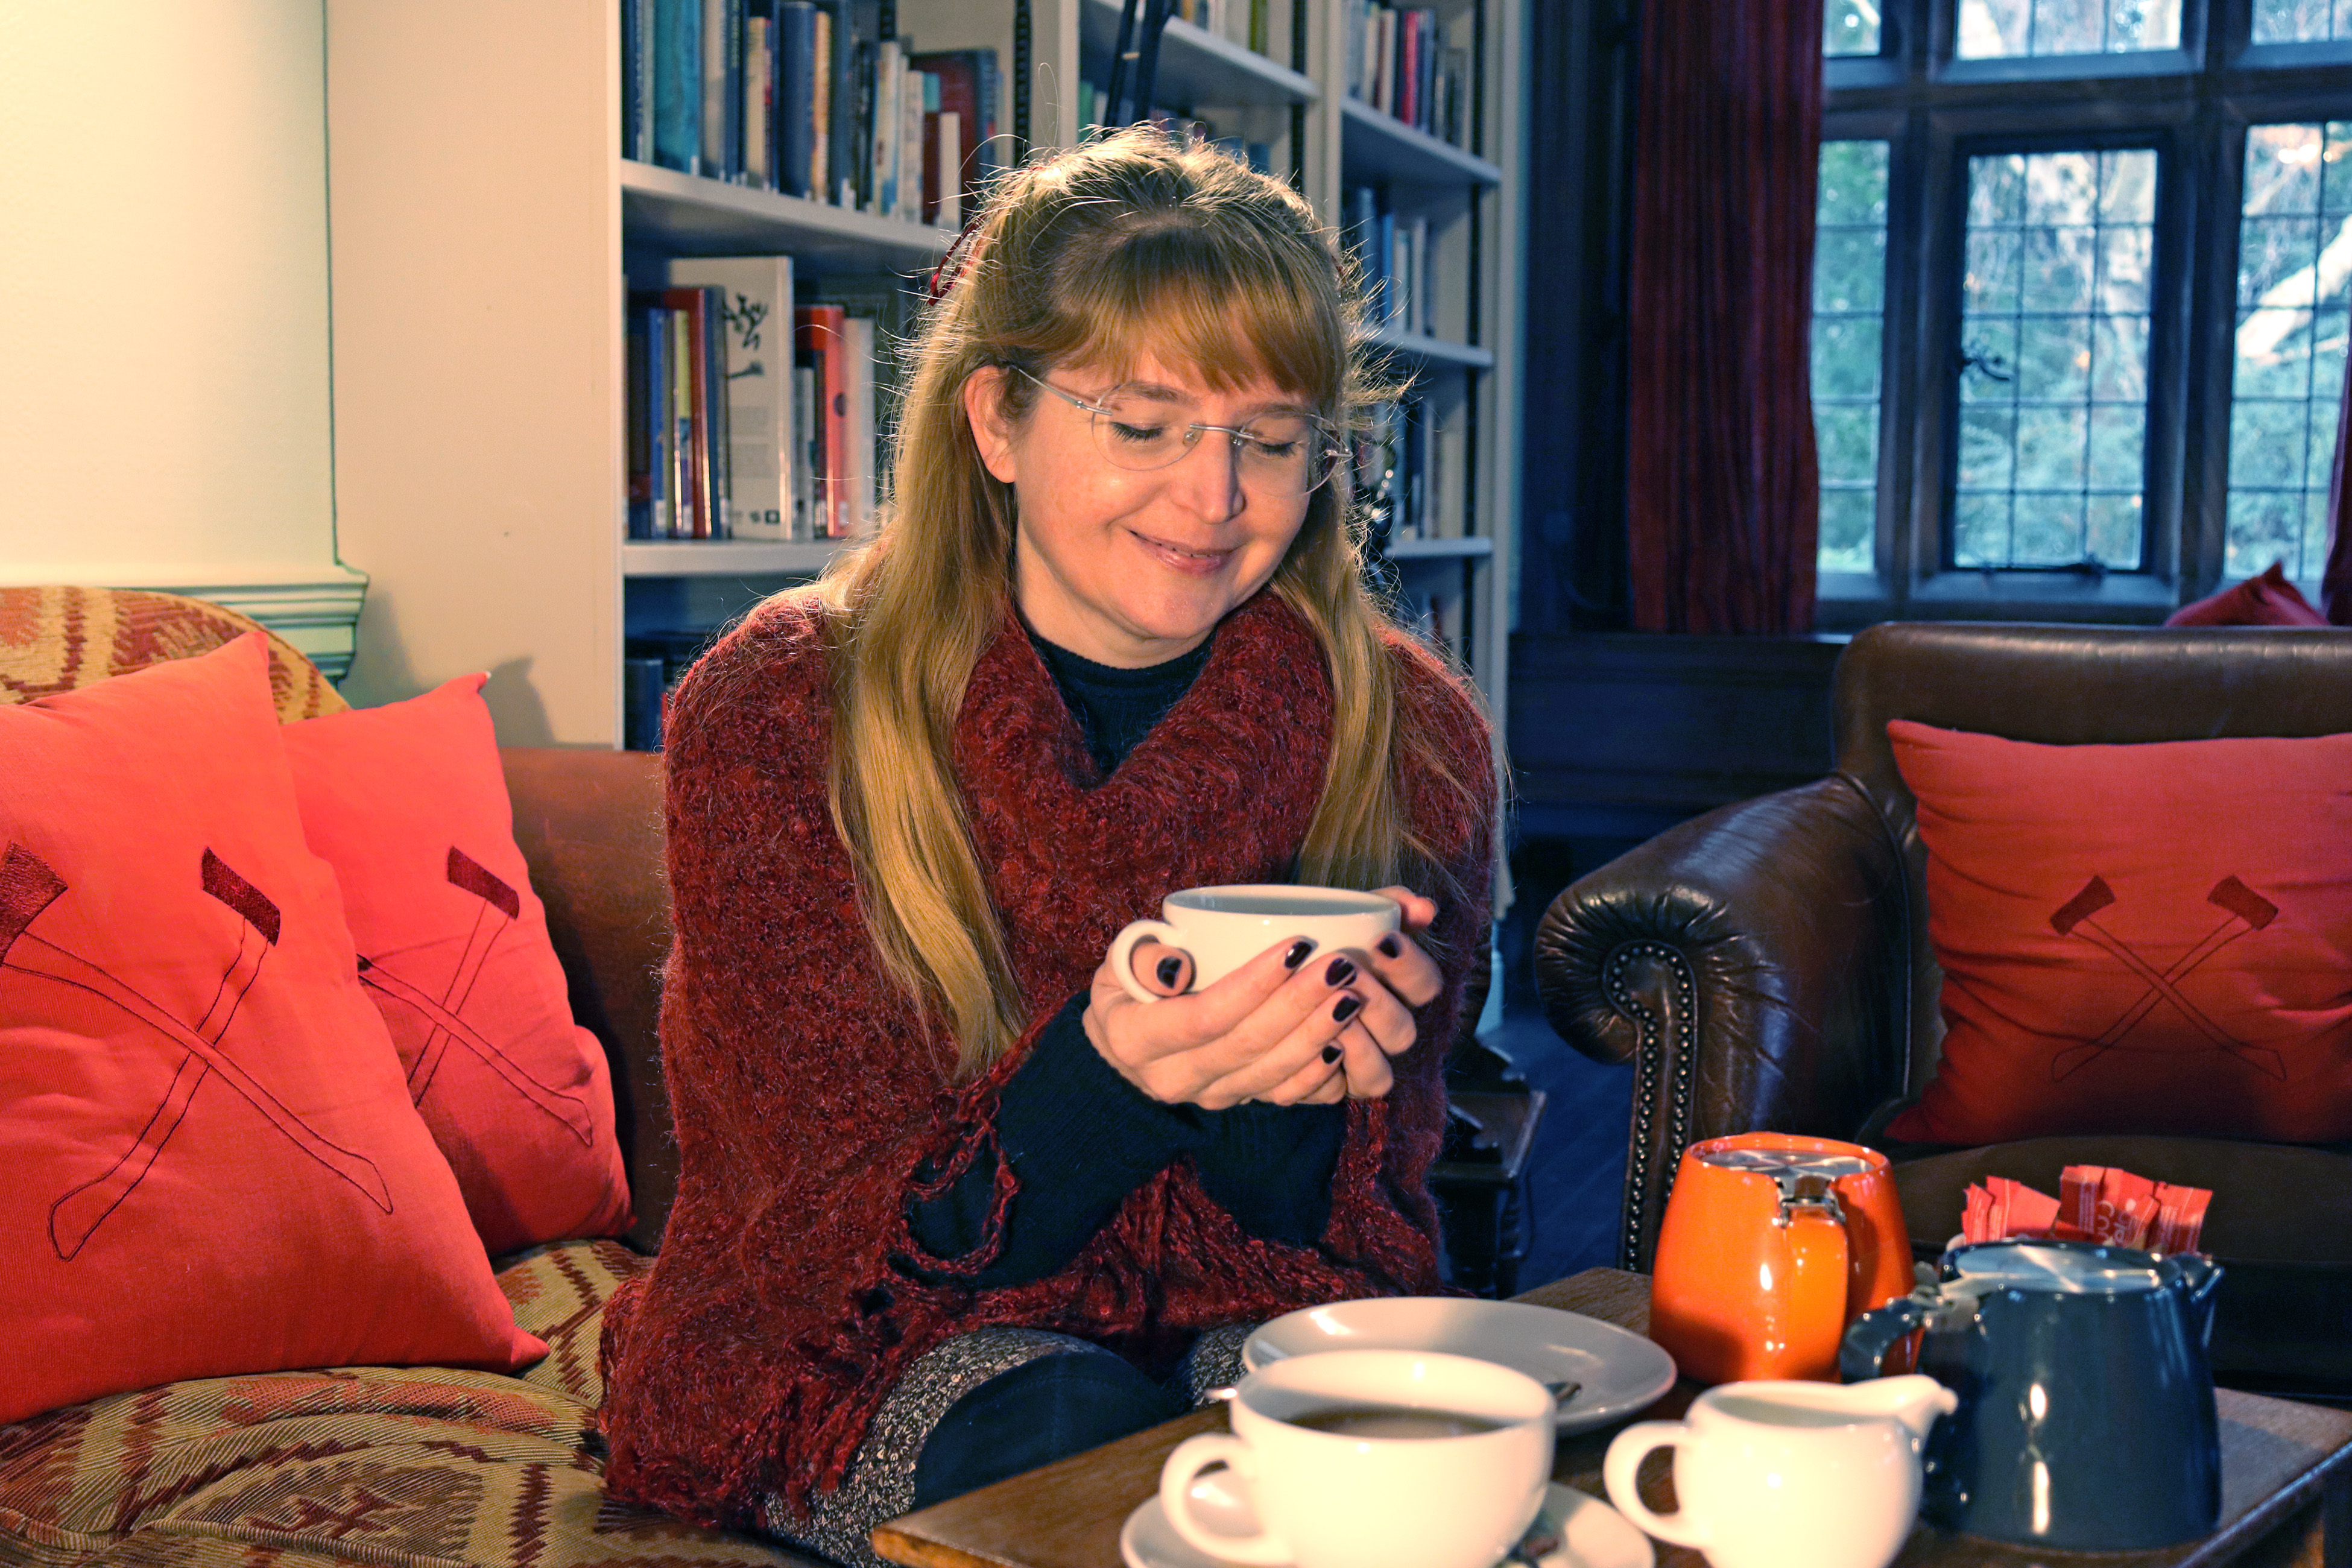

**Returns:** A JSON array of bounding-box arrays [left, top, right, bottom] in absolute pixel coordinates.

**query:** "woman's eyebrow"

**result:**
[[1108, 380, 1318, 416]]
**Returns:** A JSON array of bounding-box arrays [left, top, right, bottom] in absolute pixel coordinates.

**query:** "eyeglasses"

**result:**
[[1015, 368, 1346, 498]]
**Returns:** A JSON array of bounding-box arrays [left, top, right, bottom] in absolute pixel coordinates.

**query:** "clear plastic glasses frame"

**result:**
[[1016, 368, 1347, 497]]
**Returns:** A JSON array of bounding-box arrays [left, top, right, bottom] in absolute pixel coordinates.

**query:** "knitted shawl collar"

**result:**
[[598, 589, 1484, 1529]]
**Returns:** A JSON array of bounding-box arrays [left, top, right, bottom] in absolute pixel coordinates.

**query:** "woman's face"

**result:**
[[965, 350, 1317, 668]]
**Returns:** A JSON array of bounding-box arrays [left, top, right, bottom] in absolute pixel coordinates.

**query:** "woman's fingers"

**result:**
[[1370, 885, 1441, 933], [1128, 937, 1192, 997], [1336, 1019, 1395, 1098]]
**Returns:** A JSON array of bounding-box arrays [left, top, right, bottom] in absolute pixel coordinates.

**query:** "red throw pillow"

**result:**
[[1885, 719, 2352, 1146], [2165, 561, 2328, 627], [280, 675, 632, 1253], [0, 636, 542, 1424]]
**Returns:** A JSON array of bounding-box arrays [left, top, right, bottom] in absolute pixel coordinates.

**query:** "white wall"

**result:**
[[0, 1, 363, 673]]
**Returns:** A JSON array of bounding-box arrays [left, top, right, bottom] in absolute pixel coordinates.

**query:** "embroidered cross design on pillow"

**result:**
[[0, 842, 393, 1260], [2047, 873, 2290, 1082], [353, 846, 595, 1145]]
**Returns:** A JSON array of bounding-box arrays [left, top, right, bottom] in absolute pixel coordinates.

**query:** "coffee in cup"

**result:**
[[1109, 885, 1399, 1005], [1157, 1348, 1553, 1568]]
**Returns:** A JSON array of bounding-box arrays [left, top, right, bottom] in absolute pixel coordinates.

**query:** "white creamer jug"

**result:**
[[1603, 1375, 1955, 1568]]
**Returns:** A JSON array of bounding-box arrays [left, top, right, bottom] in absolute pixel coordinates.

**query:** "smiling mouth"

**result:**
[[1132, 530, 1233, 563]]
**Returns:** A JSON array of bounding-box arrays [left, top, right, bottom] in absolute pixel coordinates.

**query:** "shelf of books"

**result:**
[[326, 0, 1518, 771], [1078, 1, 1320, 110]]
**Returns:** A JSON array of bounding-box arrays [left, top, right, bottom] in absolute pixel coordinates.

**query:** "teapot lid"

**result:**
[[1950, 1241, 2162, 1294], [1696, 1148, 1876, 1180]]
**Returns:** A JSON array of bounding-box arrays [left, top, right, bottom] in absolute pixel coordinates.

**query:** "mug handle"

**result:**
[[1839, 1294, 1939, 1383], [1159, 1434, 1292, 1566], [1109, 919, 1186, 1005], [1603, 1423, 1710, 1549]]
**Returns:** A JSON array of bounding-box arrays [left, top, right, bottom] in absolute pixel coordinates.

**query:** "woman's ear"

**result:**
[[962, 367, 1019, 484]]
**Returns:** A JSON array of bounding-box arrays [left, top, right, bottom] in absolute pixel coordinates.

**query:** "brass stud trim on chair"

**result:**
[[1604, 941, 1698, 1271]]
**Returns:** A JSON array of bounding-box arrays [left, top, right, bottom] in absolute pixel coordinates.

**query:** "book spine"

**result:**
[[703, 284, 730, 536], [779, 2, 815, 198], [1375, 8, 1395, 116], [726, 0, 747, 179], [623, 656, 668, 751], [658, 306, 683, 537], [1399, 10, 1418, 128], [843, 315, 876, 536], [792, 364, 816, 539], [809, 6, 832, 198], [744, 14, 771, 186], [853, 39, 877, 210], [1250, 0, 1267, 55], [870, 41, 897, 217], [654, 0, 702, 172], [627, 306, 651, 538], [935, 110, 961, 228], [701, 0, 727, 176], [920, 72, 940, 225], [623, 0, 645, 159], [980, 51, 999, 181], [901, 63, 924, 223]]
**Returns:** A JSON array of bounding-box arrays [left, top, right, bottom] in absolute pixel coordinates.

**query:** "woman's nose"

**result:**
[[1163, 432, 1246, 520]]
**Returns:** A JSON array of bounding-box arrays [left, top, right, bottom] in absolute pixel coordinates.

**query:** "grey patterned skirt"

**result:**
[[764, 1322, 1255, 1568]]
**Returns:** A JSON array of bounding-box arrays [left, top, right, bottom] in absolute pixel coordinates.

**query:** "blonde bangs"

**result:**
[[1049, 231, 1348, 408]]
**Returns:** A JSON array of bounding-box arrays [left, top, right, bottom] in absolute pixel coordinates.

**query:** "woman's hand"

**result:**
[[1083, 888, 1446, 1110]]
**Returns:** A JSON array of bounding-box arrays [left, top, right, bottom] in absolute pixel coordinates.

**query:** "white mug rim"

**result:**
[[1165, 884, 1399, 917], [1232, 1348, 1554, 1440]]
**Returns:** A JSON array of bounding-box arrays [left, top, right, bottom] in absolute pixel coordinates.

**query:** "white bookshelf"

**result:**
[[325, 0, 1521, 761]]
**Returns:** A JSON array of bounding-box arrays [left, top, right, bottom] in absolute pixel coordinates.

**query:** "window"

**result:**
[[1812, 0, 2352, 621]]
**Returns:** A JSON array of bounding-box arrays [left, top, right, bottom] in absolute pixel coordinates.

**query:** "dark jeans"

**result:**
[[909, 1344, 1193, 1508]]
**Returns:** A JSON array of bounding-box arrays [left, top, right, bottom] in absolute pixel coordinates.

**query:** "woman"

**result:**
[[598, 126, 1496, 1563]]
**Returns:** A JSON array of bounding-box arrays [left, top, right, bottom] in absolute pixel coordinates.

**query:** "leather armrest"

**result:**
[[500, 747, 674, 1253], [1532, 776, 1910, 1267]]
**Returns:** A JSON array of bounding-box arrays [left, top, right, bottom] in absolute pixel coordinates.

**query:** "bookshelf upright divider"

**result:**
[[326, 0, 1519, 777]]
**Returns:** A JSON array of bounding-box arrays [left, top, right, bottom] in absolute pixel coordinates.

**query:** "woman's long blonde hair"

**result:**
[[812, 126, 1478, 1078]]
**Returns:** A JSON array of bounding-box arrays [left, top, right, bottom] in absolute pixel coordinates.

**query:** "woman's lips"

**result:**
[[1131, 530, 1234, 577]]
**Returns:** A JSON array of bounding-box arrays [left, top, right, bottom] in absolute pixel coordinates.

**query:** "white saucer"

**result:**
[[1242, 1298, 1678, 1434], [1119, 1480, 1654, 1568]]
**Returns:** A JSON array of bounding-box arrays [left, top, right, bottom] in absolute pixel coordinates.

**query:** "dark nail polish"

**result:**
[[1333, 994, 1364, 1023], [1157, 955, 1183, 988], [1285, 938, 1316, 969], [1325, 956, 1356, 987], [1377, 934, 1401, 958], [1321, 1045, 1342, 1063]]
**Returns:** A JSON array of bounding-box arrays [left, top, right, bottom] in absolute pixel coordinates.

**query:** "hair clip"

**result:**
[[928, 217, 989, 302]]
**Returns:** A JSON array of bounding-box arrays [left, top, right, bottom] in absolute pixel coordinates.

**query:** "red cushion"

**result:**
[[1885, 719, 2352, 1146], [2165, 561, 2328, 626], [0, 636, 542, 1424], [280, 675, 632, 1253]]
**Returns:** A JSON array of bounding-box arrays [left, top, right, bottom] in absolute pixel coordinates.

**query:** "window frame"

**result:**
[[1816, 0, 2352, 627]]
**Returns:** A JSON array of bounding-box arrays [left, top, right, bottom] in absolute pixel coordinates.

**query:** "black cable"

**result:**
[[1106, 0, 1142, 130], [1132, 0, 1172, 127]]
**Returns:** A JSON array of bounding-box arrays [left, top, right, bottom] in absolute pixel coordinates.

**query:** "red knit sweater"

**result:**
[[596, 589, 1496, 1528]]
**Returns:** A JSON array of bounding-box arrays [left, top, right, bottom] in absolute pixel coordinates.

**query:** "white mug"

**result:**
[[1604, 1377, 1956, 1568], [1157, 1348, 1554, 1568], [1108, 885, 1399, 1005]]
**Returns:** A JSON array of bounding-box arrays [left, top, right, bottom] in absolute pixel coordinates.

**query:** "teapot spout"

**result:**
[[1844, 1374, 1959, 1441]]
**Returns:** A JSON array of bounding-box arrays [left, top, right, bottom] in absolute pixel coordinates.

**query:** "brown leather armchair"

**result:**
[[1532, 622, 2352, 1400]]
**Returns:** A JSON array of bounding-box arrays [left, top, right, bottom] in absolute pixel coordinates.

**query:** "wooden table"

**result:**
[[871, 1268, 2352, 1568]]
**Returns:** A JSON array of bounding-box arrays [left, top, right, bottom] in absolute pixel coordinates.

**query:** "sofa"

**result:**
[[0, 587, 817, 1568], [1532, 621, 2352, 1402]]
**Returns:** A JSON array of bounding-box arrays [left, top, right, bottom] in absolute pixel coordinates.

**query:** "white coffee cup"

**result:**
[[1108, 885, 1399, 1005], [1157, 1348, 1554, 1568], [1604, 1377, 1956, 1568]]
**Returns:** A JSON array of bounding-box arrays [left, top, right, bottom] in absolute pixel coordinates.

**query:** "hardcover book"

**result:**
[[666, 257, 798, 541]]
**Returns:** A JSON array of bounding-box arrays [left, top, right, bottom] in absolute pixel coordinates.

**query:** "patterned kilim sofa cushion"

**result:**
[[0, 1242, 818, 1568]]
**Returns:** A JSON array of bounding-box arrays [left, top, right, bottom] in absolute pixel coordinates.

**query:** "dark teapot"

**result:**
[[1839, 1239, 2222, 1551]]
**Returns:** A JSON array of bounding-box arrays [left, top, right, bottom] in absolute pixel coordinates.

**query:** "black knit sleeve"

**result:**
[[905, 993, 1206, 1286], [1192, 1101, 1347, 1248]]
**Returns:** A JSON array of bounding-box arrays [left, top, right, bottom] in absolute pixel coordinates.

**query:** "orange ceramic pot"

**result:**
[[1648, 1133, 1914, 1385]]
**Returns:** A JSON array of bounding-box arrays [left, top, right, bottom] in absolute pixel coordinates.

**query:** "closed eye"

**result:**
[[1108, 421, 1168, 444]]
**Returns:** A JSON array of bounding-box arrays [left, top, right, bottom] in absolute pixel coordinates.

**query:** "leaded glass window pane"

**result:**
[[2225, 122, 2352, 581], [1815, 140, 1890, 574], [2252, 0, 2352, 42], [1953, 148, 2155, 569], [1955, 0, 2180, 57], [1827, 0, 1884, 54]]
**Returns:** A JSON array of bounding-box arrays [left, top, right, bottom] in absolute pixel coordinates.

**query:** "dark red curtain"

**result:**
[[2325, 359, 2352, 623], [1625, 0, 1824, 634]]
